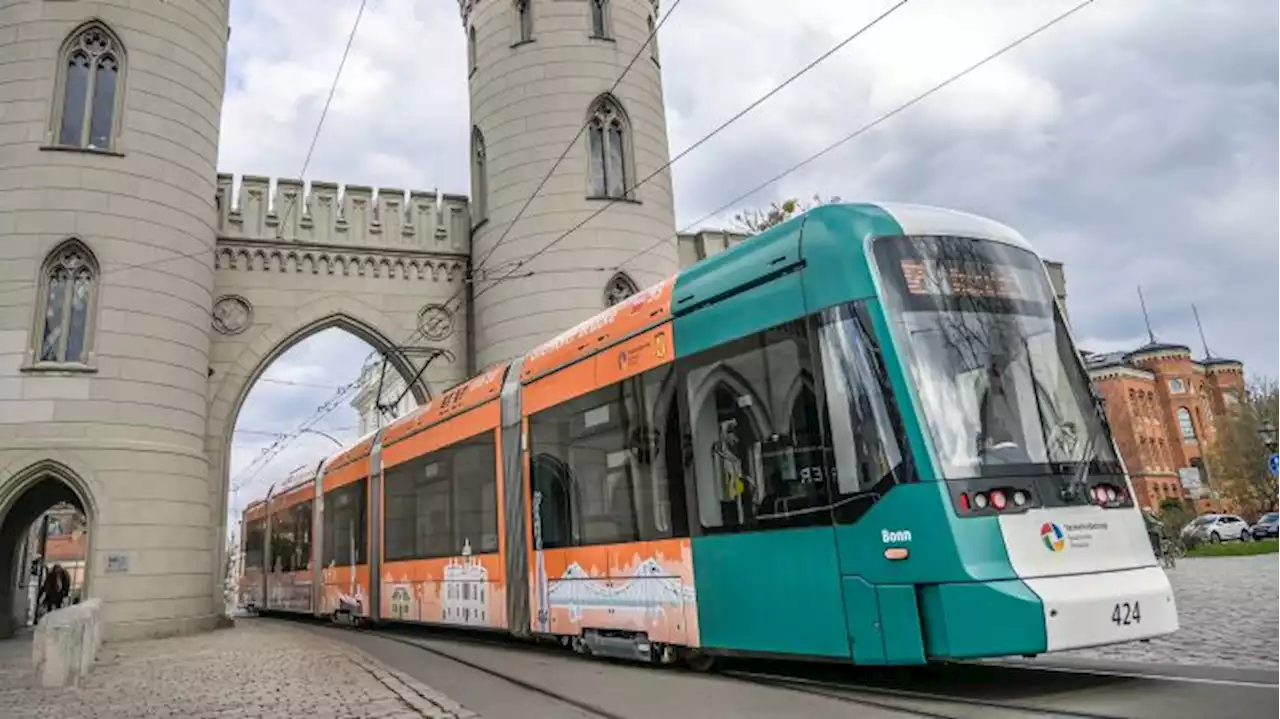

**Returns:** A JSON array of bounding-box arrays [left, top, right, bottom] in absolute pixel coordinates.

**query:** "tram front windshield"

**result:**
[[873, 235, 1118, 480]]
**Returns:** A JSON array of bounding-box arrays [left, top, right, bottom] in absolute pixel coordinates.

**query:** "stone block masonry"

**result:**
[[2, 619, 480, 718]]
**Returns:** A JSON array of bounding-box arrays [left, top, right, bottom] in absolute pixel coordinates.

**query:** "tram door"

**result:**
[[681, 319, 851, 659]]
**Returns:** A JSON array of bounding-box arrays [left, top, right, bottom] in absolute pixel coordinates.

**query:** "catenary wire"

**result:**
[[609, 0, 1099, 272], [469, 0, 912, 295], [237, 0, 1095, 505]]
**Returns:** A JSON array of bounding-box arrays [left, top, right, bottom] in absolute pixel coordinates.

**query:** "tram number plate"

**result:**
[[1111, 601, 1141, 627]]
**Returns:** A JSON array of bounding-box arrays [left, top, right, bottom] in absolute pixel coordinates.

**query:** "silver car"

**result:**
[[1181, 513, 1252, 544]]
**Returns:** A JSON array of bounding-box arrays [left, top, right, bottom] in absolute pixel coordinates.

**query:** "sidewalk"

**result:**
[[0, 618, 478, 719]]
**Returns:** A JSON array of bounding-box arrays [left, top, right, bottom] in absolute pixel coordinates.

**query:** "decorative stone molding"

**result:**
[[211, 294, 253, 335], [216, 173, 471, 254], [213, 241, 468, 283], [417, 303, 456, 341]]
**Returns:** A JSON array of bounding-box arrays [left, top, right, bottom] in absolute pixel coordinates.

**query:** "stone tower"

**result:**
[[462, 0, 680, 368], [0, 0, 228, 639]]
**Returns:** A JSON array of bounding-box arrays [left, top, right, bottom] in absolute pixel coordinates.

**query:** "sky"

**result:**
[[220, 0, 1278, 520]]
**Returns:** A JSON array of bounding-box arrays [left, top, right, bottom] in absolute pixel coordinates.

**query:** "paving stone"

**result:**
[[0, 619, 479, 718], [1060, 554, 1278, 669]]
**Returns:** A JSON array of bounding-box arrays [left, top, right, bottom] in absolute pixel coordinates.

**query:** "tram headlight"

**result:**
[[1012, 490, 1028, 507], [1104, 486, 1117, 503], [973, 493, 989, 510]]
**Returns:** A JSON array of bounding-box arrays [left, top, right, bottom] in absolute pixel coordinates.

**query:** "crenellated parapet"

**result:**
[[215, 174, 471, 256]]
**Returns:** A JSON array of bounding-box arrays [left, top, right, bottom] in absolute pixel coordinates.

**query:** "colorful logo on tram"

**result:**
[[1040, 522, 1066, 552]]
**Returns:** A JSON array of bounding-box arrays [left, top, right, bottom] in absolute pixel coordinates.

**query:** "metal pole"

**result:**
[[34, 514, 50, 621]]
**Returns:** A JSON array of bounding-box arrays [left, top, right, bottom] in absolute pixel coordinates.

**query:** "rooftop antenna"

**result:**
[[1192, 303, 1214, 359], [1137, 285, 1157, 345]]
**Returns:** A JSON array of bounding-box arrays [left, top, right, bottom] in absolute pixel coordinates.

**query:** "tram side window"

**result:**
[[291, 500, 314, 572], [322, 479, 367, 567], [269, 506, 295, 573], [383, 430, 500, 561], [244, 518, 265, 569], [813, 302, 914, 523], [528, 365, 688, 549], [683, 319, 831, 533]]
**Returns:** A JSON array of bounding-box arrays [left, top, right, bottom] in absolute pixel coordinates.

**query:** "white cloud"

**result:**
[[222, 0, 1276, 518]]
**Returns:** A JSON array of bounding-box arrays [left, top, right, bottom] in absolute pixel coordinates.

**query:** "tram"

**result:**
[[238, 202, 1179, 669]]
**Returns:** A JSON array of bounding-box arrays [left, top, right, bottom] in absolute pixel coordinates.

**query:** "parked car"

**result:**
[[1250, 512, 1279, 540], [1181, 514, 1252, 544]]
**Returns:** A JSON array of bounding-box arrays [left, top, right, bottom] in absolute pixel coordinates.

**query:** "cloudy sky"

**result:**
[[221, 0, 1277, 519]]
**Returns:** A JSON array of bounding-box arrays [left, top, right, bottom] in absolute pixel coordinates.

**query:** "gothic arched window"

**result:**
[[32, 239, 99, 366], [514, 0, 533, 43], [647, 14, 660, 64], [471, 127, 488, 224], [1177, 407, 1196, 440], [604, 272, 639, 307], [585, 95, 633, 199], [53, 22, 125, 151], [468, 25, 478, 73], [590, 0, 611, 38]]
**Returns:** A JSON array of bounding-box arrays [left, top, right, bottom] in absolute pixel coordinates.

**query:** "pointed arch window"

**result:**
[[586, 95, 633, 200], [603, 272, 639, 307], [53, 23, 125, 152], [590, 0, 611, 39], [514, 0, 533, 44], [647, 14, 660, 64], [468, 25, 478, 74], [31, 240, 99, 367], [471, 127, 488, 225], [1177, 407, 1196, 440]]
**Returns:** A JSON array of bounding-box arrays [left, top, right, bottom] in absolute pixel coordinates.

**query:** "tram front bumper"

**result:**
[[1023, 565, 1179, 652]]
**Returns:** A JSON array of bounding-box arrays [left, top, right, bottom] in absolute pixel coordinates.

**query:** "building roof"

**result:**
[[1083, 341, 1240, 374]]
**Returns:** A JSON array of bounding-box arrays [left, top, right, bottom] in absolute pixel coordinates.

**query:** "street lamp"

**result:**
[[1259, 420, 1278, 454]]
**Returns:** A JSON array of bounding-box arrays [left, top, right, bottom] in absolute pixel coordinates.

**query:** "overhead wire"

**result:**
[[609, 0, 1099, 271], [469, 0, 913, 298], [231, 0, 1099, 510]]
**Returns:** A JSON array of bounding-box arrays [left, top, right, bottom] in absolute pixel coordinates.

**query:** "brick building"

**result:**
[[1084, 342, 1245, 514]]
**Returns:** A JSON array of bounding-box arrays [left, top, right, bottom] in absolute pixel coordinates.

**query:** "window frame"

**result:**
[[647, 14, 660, 65], [584, 94, 636, 201], [1176, 407, 1197, 441], [512, 0, 534, 45], [468, 24, 478, 75], [46, 20, 127, 154], [25, 237, 100, 373], [470, 126, 488, 227], [673, 305, 914, 537], [589, 0, 613, 40]]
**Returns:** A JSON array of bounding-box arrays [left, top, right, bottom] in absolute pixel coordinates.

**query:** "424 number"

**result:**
[[1111, 601, 1141, 626]]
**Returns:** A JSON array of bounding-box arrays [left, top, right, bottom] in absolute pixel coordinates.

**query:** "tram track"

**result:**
[[293, 616, 1145, 719]]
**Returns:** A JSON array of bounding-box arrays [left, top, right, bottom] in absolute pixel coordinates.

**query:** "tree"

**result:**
[[1204, 376, 1279, 519], [1157, 497, 1192, 540], [732, 194, 841, 235]]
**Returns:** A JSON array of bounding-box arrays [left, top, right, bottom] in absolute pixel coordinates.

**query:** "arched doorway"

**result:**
[[0, 461, 95, 639]]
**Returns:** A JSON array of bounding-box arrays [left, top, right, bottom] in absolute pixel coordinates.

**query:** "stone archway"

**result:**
[[0, 459, 98, 639], [203, 297, 469, 612]]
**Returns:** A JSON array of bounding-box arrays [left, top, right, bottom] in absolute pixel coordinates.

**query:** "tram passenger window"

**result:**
[[528, 366, 687, 548], [683, 320, 831, 532], [814, 302, 914, 523], [322, 479, 367, 567], [292, 500, 313, 571], [244, 519, 265, 569], [270, 507, 295, 573], [382, 430, 500, 560], [453, 435, 500, 553]]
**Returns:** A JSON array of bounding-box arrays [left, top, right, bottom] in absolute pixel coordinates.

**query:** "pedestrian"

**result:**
[[36, 563, 70, 622]]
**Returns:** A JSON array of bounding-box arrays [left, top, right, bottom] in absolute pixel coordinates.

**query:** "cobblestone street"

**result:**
[[1061, 553, 1279, 669], [0, 620, 477, 719]]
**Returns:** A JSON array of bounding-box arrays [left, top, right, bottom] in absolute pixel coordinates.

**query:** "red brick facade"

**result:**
[[1085, 343, 1245, 515]]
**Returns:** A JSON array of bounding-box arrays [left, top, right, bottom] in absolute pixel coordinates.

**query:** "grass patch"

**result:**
[[1185, 539, 1279, 558]]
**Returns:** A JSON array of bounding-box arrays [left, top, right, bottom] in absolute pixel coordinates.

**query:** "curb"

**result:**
[[344, 644, 482, 719]]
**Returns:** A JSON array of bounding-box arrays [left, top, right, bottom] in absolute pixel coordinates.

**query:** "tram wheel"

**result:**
[[683, 650, 717, 673]]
